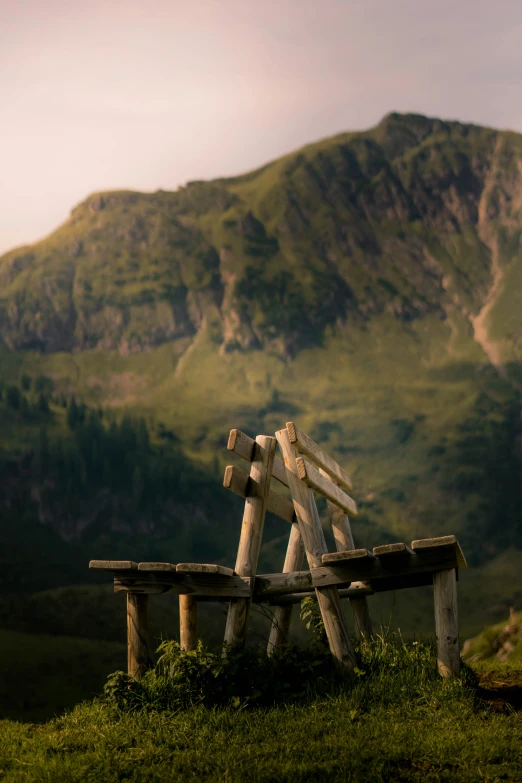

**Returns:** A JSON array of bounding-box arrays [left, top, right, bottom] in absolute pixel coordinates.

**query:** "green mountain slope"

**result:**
[[0, 110, 521, 580]]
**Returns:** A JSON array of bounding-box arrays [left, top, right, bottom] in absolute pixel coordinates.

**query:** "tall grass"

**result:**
[[1, 634, 521, 782]]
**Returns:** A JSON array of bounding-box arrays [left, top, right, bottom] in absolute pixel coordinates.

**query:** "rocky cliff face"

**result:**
[[1, 113, 522, 360]]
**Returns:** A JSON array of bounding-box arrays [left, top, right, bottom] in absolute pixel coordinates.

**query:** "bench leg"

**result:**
[[350, 596, 373, 638], [267, 522, 304, 656], [224, 435, 276, 651], [433, 568, 460, 678], [127, 593, 150, 680], [180, 595, 198, 651]]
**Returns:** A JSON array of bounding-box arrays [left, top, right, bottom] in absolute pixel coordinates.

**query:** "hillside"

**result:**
[[0, 110, 521, 603]]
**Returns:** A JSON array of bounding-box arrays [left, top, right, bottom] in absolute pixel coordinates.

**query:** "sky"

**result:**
[[1, 0, 522, 255]]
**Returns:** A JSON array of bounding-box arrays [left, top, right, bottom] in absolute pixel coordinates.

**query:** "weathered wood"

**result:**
[[114, 573, 252, 598], [349, 597, 372, 638], [176, 563, 235, 576], [179, 595, 198, 651], [312, 545, 463, 589], [227, 428, 255, 462], [263, 582, 373, 605], [286, 421, 353, 491], [138, 562, 176, 571], [412, 535, 467, 568], [223, 465, 295, 524], [267, 522, 305, 654], [276, 427, 356, 671], [373, 543, 413, 558], [127, 593, 149, 679], [323, 548, 374, 564], [224, 435, 277, 648], [255, 569, 314, 599], [90, 560, 138, 571], [327, 496, 355, 552], [320, 468, 373, 638], [433, 568, 460, 678], [296, 457, 358, 517], [227, 429, 288, 487], [136, 562, 234, 576], [257, 568, 437, 598]]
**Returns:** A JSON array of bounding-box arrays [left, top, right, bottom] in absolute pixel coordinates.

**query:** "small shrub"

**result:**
[[104, 638, 337, 713]]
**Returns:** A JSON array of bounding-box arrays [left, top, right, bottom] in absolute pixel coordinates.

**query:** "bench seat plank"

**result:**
[[412, 535, 467, 568], [322, 548, 374, 564], [89, 560, 138, 571], [373, 543, 414, 558], [312, 536, 466, 589], [176, 563, 235, 576]]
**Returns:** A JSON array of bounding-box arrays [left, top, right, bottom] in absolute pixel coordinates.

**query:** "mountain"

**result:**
[[1, 110, 522, 585], [2, 112, 522, 362]]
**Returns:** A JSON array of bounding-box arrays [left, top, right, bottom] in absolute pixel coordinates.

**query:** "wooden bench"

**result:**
[[90, 422, 466, 680]]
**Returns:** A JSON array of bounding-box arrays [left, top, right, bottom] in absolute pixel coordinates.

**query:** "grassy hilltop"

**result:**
[[0, 111, 522, 719]]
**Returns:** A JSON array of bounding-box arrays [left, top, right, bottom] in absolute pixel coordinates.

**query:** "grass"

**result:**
[[0, 639, 521, 782]]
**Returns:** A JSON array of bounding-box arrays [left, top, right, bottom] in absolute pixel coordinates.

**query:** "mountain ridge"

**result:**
[[1, 111, 521, 367]]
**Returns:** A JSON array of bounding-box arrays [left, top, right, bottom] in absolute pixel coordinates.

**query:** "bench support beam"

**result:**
[[180, 595, 198, 651], [127, 593, 150, 679], [433, 568, 460, 678], [224, 435, 276, 649]]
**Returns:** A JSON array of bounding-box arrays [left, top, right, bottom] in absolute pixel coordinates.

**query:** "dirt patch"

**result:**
[[476, 669, 522, 712]]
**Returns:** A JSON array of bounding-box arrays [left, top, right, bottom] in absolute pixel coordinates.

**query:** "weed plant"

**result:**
[[103, 598, 477, 715]]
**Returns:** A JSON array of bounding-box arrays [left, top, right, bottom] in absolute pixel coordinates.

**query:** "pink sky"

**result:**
[[1, 0, 521, 254]]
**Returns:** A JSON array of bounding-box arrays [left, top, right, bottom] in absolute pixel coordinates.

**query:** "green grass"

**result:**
[[0, 640, 521, 782]]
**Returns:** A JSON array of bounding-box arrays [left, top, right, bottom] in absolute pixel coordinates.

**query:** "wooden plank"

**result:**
[[311, 546, 462, 589], [228, 429, 288, 487], [223, 465, 295, 524], [89, 560, 138, 571], [286, 421, 353, 491], [322, 475, 355, 551], [114, 574, 252, 598], [257, 569, 436, 597], [255, 569, 314, 599], [412, 536, 467, 568], [433, 568, 460, 678], [127, 593, 150, 680], [224, 435, 277, 648], [322, 548, 374, 564], [276, 427, 356, 672], [296, 457, 358, 517], [176, 563, 235, 577], [227, 428, 255, 461], [267, 522, 305, 654], [263, 582, 373, 605], [137, 562, 235, 577], [373, 543, 413, 558], [223, 463, 249, 495], [179, 595, 198, 651], [320, 468, 372, 638]]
